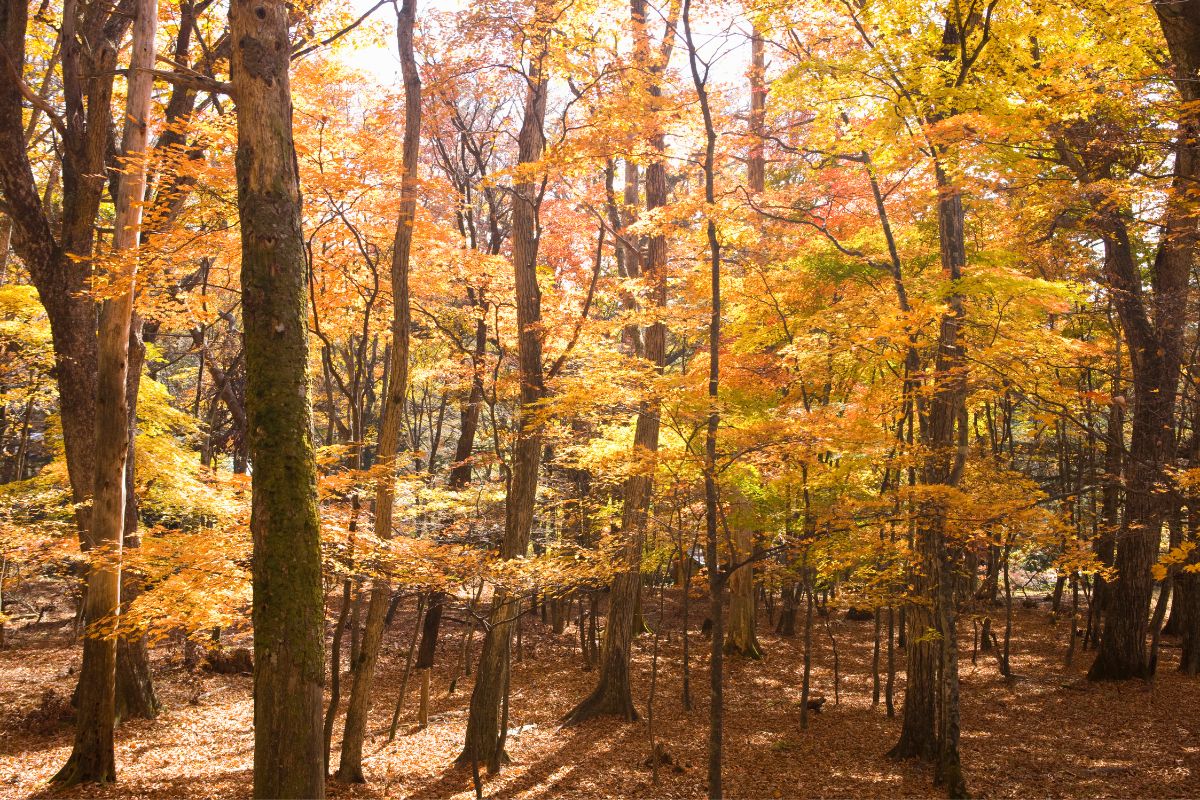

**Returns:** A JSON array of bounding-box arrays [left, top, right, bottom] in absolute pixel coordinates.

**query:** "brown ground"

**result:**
[[2, 594, 1198, 799]]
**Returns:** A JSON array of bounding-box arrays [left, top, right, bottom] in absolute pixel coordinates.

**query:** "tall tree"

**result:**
[[229, 0, 325, 796], [52, 0, 156, 783], [1081, 0, 1199, 681], [457, 0, 551, 769], [0, 0, 119, 542], [0, 0, 228, 734], [564, 0, 677, 724], [723, 26, 766, 661], [887, 8, 995, 797], [337, 0, 421, 781], [684, 0, 724, 794]]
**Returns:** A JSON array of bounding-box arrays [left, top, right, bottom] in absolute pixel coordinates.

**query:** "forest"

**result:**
[[0, 0, 1198, 797]]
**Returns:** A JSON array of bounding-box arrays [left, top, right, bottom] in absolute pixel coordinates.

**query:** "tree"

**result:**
[[564, 0, 677, 725], [52, 0, 156, 783], [337, 0, 421, 781], [229, 0, 326, 796], [1080, 0, 1199, 682], [458, 0, 552, 770], [723, 26, 767, 662], [683, 0, 725, 793], [0, 0, 114, 544], [884, 8, 992, 794]]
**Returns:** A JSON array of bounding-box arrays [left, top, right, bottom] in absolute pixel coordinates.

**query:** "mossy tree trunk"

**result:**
[[230, 1, 326, 796]]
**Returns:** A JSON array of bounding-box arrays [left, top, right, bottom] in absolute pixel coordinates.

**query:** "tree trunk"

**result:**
[[0, 215, 10, 281], [776, 580, 797, 635], [0, 1, 133, 776], [684, 2, 723, 793], [457, 7, 550, 768], [563, 0, 674, 726], [415, 592, 444, 729], [1089, 359, 1176, 680], [1178, 504, 1200, 674], [448, 305, 487, 488], [747, 29, 766, 196], [724, 524, 762, 659], [115, 326, 158, 723], [727, 34, 768, 660], [387, 595, 427, 739], [889, 52, 970, 793], [53, 0, 155, 783], [324, 579, 353, 774], [1088, 238, 1182, 681], [800, 564, 814, 729], [1089, 385, 1124, 648], [885, 606, 896, 717], [872, 609, 882, 705], [1087, 2, 1196, 681], [230, 1, 326, 795], [336, 0, 420, 782], [1154, 3, 1200, 659], [1178, 559, 1200, 675]]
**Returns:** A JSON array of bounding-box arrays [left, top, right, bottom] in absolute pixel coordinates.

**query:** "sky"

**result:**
[[336, 0, 753, 93]]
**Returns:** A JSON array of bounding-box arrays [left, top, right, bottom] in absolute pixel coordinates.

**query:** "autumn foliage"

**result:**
[[0, 0, 1198, 797]]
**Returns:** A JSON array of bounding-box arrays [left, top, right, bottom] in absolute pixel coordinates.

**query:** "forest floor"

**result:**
[[2, 590, 1198, 799]]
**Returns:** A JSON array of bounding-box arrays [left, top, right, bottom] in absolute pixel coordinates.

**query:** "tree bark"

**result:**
[[776, 580, 797, 635], [563, 0, 674, 726], [457, 6, 550, 767], [888, 23, 973, 793], [888, 158, 968, 798], [1085, 1, 1197, 680], [415, 591, 444, 729], [448, 292, 488, 488], [52, 0, 155, 783], [230, 1, 326, 796], [886, 15, 983, 798], [684, 1, 724, 793], [115, 328, 158, 723], [336, 0, 420, 781], [1086, 228, 1187, 680], [724, 523, 762, 659], [747, 28, 766, 195], [1178, 507, 1200, 674]]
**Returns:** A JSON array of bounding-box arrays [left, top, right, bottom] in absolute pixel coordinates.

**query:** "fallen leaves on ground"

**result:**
[[1, 596, 1197, 799]]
